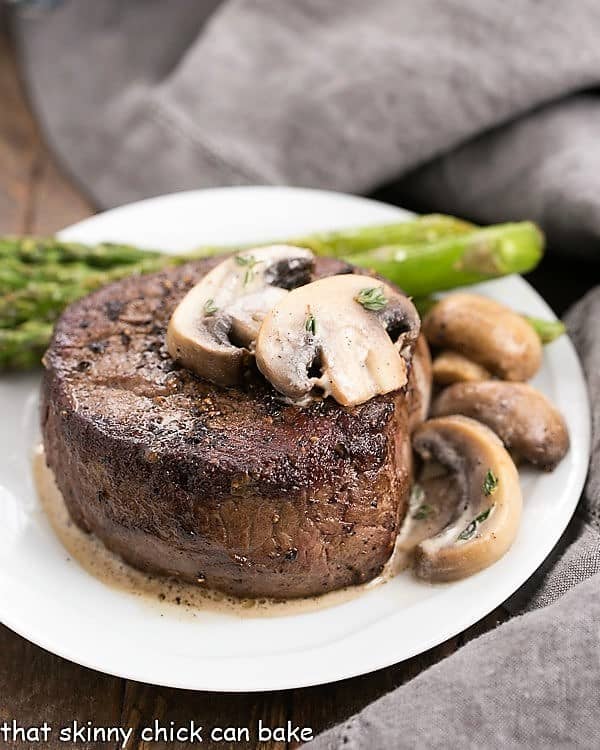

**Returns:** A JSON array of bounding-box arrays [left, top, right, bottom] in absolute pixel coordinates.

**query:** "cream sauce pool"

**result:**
[[33, 444, 413, 618]]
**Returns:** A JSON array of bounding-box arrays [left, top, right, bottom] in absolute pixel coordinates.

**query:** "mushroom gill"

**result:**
[[410, 415, 522, 582]]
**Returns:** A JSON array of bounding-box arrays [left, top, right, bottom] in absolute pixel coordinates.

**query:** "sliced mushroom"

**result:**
[[407, 335, 433, 431], [432, 350, 491, 386], [392, 473, 462, 573], [423, 293, 542, 381], [432, 381, 569, 471], [167, 245, 314, 385], [255, 274, 420, 406], [411, 415, 522, 582]]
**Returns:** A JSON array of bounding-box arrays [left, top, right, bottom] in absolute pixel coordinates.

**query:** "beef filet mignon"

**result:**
[[41, 257, 416, 599]]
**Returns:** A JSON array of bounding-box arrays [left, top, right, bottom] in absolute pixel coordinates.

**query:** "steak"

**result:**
[[41, 257, 416, 599]]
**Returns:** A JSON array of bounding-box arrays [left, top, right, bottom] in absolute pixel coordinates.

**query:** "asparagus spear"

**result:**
[[0, 259, 104, 294], [523, 316, 566, 344], [0, 215, 471, 268], [0, 223, 539, 329], [0, 219, 547, 369], [0, 213, 478, 297], [0, 216, 476, 320], [346, 222, 544, 297], [0, 283, 82, 327], [0, 256, 175, 327], [0, 236, 162, 267], [0, 321, 53, 370], [281, 214, 475, 257]]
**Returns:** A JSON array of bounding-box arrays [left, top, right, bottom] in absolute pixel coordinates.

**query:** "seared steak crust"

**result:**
[[41, 258, 413, 598]]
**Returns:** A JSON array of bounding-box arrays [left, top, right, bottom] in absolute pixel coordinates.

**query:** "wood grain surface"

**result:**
[[0, 20, 512, 750]]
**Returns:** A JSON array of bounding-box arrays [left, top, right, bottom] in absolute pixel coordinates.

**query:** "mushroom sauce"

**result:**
[[33, 445, 424, 617]]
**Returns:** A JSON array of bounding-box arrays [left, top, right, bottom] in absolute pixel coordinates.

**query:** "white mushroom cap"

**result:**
[[255, 274, 421, 407], [166, 245, 314, 385], [412, 415, 522, 582]]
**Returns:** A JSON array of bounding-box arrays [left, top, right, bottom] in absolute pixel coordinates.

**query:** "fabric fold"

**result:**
[[309, 571, 600, 749], [10, 0, 600, 260]]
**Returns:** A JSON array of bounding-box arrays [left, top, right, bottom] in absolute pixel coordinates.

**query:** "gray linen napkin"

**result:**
[[10, 0, 600, 259], [310, 287, 600, 749]]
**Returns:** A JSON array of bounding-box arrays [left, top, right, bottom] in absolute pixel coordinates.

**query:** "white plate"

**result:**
[[0, 187, 591, 691]]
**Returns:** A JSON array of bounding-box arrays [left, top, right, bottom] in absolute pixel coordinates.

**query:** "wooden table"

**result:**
[[0, 20, 590, 750]]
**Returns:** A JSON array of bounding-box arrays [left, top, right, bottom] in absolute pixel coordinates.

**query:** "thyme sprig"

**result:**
[[204, 298, 218, 316], [355, 286, 388, 311], [235, 253, 260, 286], [305, 308, 317, 335], [413, 503, 434, 521], [483, 469, 499, 497], [410, 484, 434, 520], [457, 505, 494, 542]]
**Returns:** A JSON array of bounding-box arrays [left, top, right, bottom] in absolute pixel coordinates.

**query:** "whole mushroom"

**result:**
[[411, 415, 522, 582], [432, 350, 491, 386], [423, 293, 542, 381], [432, 381, 569, 470], [255, 274, 421, 407], [167, 245, 314, 385]]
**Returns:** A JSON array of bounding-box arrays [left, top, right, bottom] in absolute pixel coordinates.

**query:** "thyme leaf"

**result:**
[[457, 504, 495, 542], [355, 286, 388, 311], [413, 503, 434, 521], [305, 309, 317, 335], [483, 469, 499, 497], [410, 484, 433, 520], [235, 254, 259, 286], [204, 298, 218, 316]]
